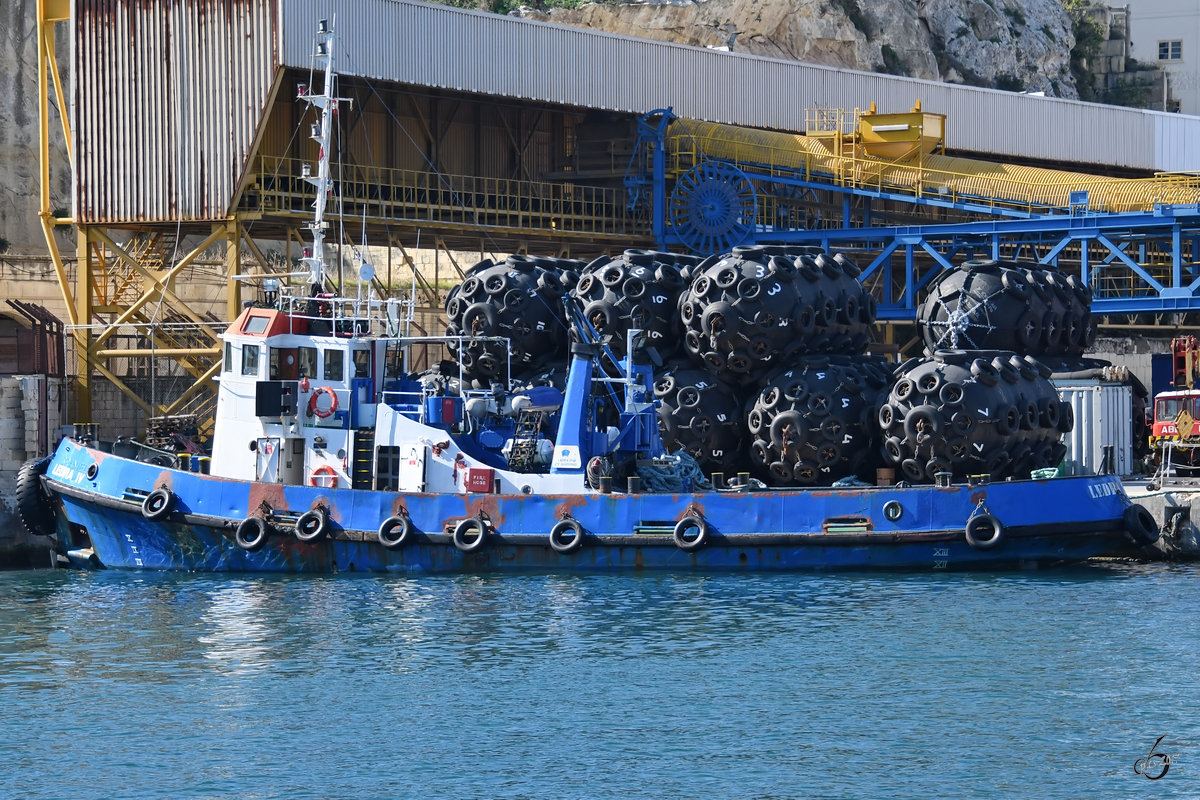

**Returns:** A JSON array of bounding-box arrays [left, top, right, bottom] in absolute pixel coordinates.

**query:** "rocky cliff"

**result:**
[[514, 0, 1078, 98]]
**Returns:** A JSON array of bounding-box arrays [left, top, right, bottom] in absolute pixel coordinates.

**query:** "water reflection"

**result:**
[[197, 582, 273, 676], [2, 562, 1200, 800]]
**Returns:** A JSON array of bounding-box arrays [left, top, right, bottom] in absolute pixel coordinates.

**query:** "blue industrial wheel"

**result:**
[[668, 161, 757, 255]]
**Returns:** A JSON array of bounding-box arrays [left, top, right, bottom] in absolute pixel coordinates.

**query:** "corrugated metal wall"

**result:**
[[279, 0, 1200, 172], [74, 0, 279, 224], [1057, 382, 1134, 478], [74, 0, 1200, 224]]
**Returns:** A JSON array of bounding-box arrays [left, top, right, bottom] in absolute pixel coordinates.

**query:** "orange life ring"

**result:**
[[307, 386, 338, 418], [310, 465, 339, 488]]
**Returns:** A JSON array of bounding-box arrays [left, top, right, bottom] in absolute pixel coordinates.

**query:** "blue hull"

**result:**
[[44, 440, 1136, 573]]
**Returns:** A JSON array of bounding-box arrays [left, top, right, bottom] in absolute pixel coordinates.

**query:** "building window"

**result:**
[[1159, 40, 1182, 61]]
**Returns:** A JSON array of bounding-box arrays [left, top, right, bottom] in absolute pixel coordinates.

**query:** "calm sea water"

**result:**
[[2, 562, 1197, 799]]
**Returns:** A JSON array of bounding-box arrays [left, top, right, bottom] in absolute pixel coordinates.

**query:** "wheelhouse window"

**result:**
[[243, 315, 271, 334], [353, 348, 371, 379], [269, 347, 298, 380], [1159, 40, 1182, 60], [323, 348, 344, 381], [298, 347, 317, 378], [241, 344, 261, 376], [224, 341, 233, 373], [384, 342, 406, 382]]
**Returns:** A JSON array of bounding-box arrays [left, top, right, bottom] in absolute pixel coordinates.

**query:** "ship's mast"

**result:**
[[299, 18, 338, 293]]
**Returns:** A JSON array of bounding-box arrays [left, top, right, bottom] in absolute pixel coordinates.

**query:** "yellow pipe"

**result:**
[[668, 118, 1200, 214]]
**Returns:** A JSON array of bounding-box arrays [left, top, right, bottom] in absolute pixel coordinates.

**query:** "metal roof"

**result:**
[[278, 0, 1200, 172], [73, 0, 1200, 225]]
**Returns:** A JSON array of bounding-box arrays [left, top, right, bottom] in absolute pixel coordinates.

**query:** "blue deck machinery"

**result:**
[[624, 105, 1200, 320]]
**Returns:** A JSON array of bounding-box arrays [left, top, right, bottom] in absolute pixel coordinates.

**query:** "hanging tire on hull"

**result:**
[[378, 515, 412, 549], [1124, 504, 1159, 546], [295, 507, 330, 542], [15, 457, 56, 537], [964, 513, 1004, 549], [141, 488, 174, 521], [549, 518, 585, 554], [235, 517, 271, 552], [453, 517, 488, 553], [673, 516, 709, 552]]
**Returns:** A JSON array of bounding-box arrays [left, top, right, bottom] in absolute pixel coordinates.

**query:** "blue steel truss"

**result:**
[[631, 111, 1200, 319]]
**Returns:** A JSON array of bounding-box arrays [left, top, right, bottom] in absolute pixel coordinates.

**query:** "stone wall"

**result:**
[[0, 374, 66, 567]]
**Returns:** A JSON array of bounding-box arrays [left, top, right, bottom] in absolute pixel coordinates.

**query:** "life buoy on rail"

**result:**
[[15, 457, 55, 537], [452, 517, 488, 553], [310, 466, 339, 489], [141, 487, 175, 521], [673, 515, 709, 552], [1124, 504, 1159, 546], [549, 518, 585, 554], [235, 516, 270, 552], [307, 386, 339, 418], [964, 513, 1003, 550], [378, 515, 412, 549], [295, 507, 330, 543]]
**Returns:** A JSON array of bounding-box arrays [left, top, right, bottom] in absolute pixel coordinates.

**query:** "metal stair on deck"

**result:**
[[352, 429, 375, 489], [506, 411, 545, 473]]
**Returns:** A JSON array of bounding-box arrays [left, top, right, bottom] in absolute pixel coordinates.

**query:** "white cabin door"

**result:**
[[256, 437, 281, 482], [397, 445, 426, 492]]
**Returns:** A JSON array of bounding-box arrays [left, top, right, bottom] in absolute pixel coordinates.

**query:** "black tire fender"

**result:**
[[235, 517, 270, 552], [141, 488, 174, 521], [970, 359, 999, 387], [15, 456, 56, 537], [461, 302, 498, 334], [378, 515, 412, 549], [673, 515, 709, 552], [295, 507, 330, 543], [904, 406, 943, 440], [938, 381, 965, 407], [1124, 504, 1160, 546], [965, 513, 1004, 549], [549, 518, 585, 554], [453, 517, 488, 553]]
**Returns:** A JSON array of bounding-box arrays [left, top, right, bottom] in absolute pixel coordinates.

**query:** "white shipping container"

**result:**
[[1055, 381, 1133, 478]]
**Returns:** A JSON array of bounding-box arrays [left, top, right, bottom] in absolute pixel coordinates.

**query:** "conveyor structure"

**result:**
[[627, 107, 1200, 318]]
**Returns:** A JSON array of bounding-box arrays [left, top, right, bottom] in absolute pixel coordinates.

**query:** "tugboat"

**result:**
[[15, 21, 1157, 574]]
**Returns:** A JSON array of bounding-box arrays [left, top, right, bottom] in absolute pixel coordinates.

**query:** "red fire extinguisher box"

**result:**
[[464, 467, 494, 493]]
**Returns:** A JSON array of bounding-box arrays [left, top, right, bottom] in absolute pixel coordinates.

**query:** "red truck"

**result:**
[[1149, 337, 1200, 474]]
